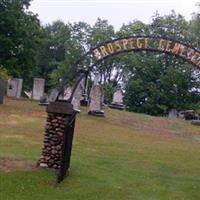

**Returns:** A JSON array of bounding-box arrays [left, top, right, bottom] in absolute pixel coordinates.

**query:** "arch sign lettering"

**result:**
[[92, 36, 200, 68]]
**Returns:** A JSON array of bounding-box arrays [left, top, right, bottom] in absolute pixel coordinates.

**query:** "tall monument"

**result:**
[[88, 73, 104, 117]]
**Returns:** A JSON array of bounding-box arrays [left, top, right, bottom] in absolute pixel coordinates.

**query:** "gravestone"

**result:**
[[71, 77, 85, 112], [88, 73, 104, 116], [191, 120, 200, 126], [62, 87, 72, 100], [32, 78, 45, 100], [49, 86, 72, 103], [80, 75, 89, 106], [39, 94, 49, 106], [49, 88, 60, 102], [168, 109, 178, 119], [109, 85, 124, 110], [24, 91, 32, 99], [7, 78, 23, 98], [0, 79, 4, 104]]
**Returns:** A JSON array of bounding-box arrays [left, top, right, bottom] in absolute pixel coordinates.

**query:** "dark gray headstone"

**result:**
[[0, 79, 4, 104], [38, 95, 49, 106], [49, 88, 60, 102], [191, 120, 200, 126]]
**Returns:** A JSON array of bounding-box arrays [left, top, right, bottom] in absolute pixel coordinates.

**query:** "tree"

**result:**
[[47, 21, 91, 88], [188, 5, 200, 48], [36, 20, 71, 89], [0, 65, 9, 81], [0, 0, 42, 89], [124, 51, 200, 116], [150, 10, 188, 40], [121, 11, 200, 116], [89, 18, 115, 47]]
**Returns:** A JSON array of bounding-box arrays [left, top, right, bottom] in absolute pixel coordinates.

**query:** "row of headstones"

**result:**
[[1, 76, 125, 115], [57, 75, 125, 116], [6, 78, 45, 100]]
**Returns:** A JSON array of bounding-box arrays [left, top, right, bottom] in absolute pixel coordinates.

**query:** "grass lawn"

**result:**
[[0, 97, 200, 200]]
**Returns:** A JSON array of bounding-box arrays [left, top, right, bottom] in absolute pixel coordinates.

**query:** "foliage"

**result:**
[[188, 11, 200, 48], [36, 21, 92, 89], [89, 18, 115, 47], [124, 52, 200, 115], [0, 0, 42, 90], [36, 21, 71, 89], [0, 65, 9, 81], [102, 83, 114, 104]]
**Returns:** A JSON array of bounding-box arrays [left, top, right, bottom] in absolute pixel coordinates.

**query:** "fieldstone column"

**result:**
[[38, 101, 76, 173]]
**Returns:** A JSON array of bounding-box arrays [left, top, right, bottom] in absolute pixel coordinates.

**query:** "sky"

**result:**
[[29, 0, 199, 30]]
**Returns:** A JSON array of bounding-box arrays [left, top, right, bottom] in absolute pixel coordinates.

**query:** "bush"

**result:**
[[0, 65, 9, 81]]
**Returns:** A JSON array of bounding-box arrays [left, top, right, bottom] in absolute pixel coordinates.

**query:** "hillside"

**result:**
[[0, 98, 200, 200]]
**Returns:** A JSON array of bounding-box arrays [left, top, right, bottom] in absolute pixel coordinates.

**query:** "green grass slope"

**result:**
[[0, 98, 200, 200]]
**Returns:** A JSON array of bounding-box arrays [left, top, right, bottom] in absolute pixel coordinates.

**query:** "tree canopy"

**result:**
[[0, 0, 42, 89]]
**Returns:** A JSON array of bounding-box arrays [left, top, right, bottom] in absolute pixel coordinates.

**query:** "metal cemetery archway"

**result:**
[[38, 35, 200, 183]]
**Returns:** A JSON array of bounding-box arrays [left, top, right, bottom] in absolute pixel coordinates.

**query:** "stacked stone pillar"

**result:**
[[39, 101, 76, 175]]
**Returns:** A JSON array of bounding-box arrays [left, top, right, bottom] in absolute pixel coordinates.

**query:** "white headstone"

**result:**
[[88, 73, 104, 115], [24, 91, 32, 99], [109, 86, 124, 110], [32, 78, 45, 100], [112, 88, 123, 104], [88, 85, 103, 111], [7, 78, 23, 98], [168, 109, 178, 119], [62, 87, 72, 100]]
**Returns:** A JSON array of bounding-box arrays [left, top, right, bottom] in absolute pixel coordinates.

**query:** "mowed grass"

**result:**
[[0, 98, 200, 200]]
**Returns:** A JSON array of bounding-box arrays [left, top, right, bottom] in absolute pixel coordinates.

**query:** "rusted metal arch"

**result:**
[[56, 35, 200, 102]]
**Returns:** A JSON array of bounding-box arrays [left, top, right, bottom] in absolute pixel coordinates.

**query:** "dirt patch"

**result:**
[[0, 159, 36, 172]]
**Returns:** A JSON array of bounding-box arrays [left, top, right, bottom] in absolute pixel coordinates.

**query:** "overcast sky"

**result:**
[[29, 0, 199, 30]]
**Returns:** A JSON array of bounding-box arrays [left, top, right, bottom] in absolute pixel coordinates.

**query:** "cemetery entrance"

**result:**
[[38, 35, 200, 183]]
